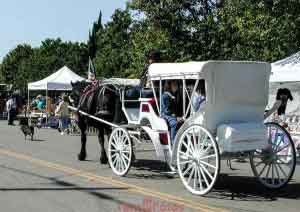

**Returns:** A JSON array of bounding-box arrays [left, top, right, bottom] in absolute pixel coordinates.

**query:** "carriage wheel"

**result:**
[[108, 127, 133, 176], [177, 125, 220, 195], [250, 122, 296, 189]]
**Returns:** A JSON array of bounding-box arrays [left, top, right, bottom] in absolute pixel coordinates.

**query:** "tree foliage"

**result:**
[[0, 39, 88, 90], [1, 0, 300, 90]]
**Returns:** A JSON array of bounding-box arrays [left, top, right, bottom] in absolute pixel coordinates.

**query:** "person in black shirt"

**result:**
[[276, 88, 293, 115], [140, 50, 161, 87], [265, 88, 293, 119]]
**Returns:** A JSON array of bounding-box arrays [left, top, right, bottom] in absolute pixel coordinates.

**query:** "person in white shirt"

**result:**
[[6, 95, 17, 125], [55, 95, 70, 135]]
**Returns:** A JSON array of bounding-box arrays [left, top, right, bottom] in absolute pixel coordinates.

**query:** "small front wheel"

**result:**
[[177, 125, 220, 195], [108, 127, 133, 176]]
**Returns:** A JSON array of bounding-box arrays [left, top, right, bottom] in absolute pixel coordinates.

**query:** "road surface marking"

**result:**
[[0, 148, 227, 212]]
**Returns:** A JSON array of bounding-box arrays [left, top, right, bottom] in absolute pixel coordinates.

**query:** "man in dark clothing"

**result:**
[[276, 88, 293, 115], [265, 88, 293, 119], [140, 50, 161, 87]]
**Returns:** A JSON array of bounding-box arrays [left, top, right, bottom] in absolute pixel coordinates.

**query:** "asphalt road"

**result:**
[[0, 121, 299, 212]]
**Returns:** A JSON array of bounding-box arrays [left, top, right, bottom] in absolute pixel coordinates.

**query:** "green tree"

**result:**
[[0, 39, 88, 91], [88, 11, 104, 59], [94, 9, 133, 78], [0, 44, 34, 89]]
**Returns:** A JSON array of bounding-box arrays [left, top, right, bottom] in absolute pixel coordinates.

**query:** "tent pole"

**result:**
[[46, 83, 48, 127], [27, 88, 30, 113]]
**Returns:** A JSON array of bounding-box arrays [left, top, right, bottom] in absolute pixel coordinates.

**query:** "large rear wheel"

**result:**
[[177, 125, 220, 195], [250, 122, 296, 189]]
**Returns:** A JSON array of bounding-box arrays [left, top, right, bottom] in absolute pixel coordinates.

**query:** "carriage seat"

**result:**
[[201, 62, 271, 152]]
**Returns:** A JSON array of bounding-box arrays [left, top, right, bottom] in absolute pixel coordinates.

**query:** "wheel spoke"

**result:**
[[199, 160, 216, 170], [254, 159, 266, 168], [198, 166, 209, 188], [199, 154, 216, 160], [113, 135, 119, 146], [179, 150, 193, 159], [111, 152, 117, 158], [181, 140, 194, 156], [179, 160, 193, 166], [120, 155, 127, 170], [186, 135, 195, 152], [115, 155, 120, 171], [193, 166, 197, 190], [183, 163, 193, 176], [275, 145, 290, 154], [118, 156, 123, 171], [273, 135, 284, 152], [192, 129, 198, 151], [276, 158, 292, 167], [273, 128, 279, 145], [187, 165, 195, 185], [112, 154, 118, 167], [274, 162, 288, 179], [196, 166, 203, 191], [199, 163, 214, 181], [197, 131, 204, 151], [121, 152, 130, 162], [203, 143, 213, 154], [273, 162, 281, 183], [265, 164, 271, 179], [258, 164, 267, 177]]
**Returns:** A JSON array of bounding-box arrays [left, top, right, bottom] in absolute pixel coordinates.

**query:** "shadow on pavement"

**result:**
[[205, 174, 300, 202], [127, 159, 174, 180], [0, 164, 149, 212]]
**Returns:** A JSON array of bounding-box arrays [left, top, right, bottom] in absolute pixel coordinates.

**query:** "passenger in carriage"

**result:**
[[161, 80, 183, 143], [192, 79, 206, 113]]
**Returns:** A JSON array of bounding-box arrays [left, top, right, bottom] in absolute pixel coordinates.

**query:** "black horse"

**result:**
[[70, 81, 122, 164]]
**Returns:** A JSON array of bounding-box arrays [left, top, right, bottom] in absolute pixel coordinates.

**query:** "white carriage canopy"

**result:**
[[268, 52, 300, 115], [149, 61, 271, 130], [148, 62, 207, 80], [28, 66, 86, 91]]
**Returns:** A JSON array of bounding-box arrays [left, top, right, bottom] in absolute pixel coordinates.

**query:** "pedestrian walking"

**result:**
[[55, 95, 70, 135], [6, 95, 17, 125]]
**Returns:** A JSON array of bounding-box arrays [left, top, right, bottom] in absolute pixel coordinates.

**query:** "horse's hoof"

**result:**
[[78, 153, 86, 161], [100, 156, 108, 164]]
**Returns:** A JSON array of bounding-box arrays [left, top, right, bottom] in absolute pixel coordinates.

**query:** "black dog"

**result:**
[[19, 117, 34, 141]]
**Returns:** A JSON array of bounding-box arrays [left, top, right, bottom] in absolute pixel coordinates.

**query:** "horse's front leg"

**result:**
[[78, 121, 87, 161], [98, 127, 108, 164]]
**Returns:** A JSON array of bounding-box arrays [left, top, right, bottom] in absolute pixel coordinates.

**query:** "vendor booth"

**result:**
[[269, 51, 300, 151], [269, 51, 300, 116], [27, 66, 86, 126]]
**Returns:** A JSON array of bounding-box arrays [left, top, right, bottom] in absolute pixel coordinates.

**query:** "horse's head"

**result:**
[[70, 81, 91, 106]]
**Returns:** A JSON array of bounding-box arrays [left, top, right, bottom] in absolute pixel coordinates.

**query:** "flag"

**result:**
[[88, 57, 96, 80]]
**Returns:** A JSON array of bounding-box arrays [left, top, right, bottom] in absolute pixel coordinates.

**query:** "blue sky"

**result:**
[[0, 0, 127, 61]]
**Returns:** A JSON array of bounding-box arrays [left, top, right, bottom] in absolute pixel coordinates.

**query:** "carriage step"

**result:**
[[120, 124, 141, 129]]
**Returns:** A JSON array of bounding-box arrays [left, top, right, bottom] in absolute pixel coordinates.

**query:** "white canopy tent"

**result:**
[[27, 66, 86, 124], [268, 51, 300, 115], [28, 66, 86, 91]]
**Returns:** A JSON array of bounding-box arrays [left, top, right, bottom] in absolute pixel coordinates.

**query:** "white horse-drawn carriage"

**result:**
[[75, 61, 297, 195]]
